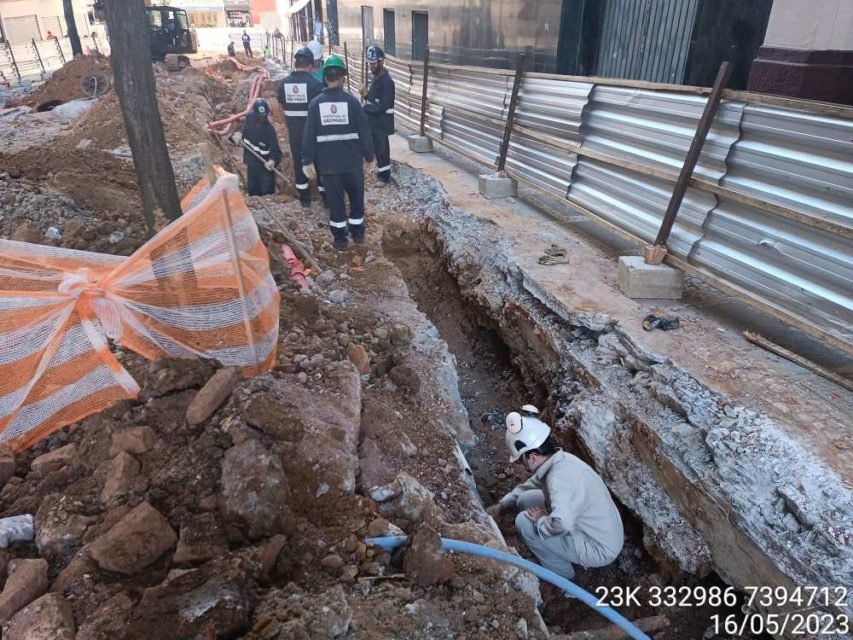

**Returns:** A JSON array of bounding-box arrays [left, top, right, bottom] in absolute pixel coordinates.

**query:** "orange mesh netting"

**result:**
[[0, 170, 280, 453]]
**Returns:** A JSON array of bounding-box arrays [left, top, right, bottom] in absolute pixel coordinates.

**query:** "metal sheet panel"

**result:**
[[567, 157, 715, 259], [515, 77, 592, 142], [582, 86, 744, 182], [692, 197, 853, 345], [722, 105, 853, 229], [505, 131, 576, 199]]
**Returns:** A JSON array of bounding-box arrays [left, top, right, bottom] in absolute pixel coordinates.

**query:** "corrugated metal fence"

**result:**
[[339, 46, 853, 353]]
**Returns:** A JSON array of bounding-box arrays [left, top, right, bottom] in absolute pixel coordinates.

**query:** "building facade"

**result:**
[[330, 0, 851, 103], [0, 0, 104, 43]]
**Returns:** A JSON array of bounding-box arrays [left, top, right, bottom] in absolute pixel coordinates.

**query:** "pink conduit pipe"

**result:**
[[206, 59, 272, 136], [281, 245, 308, 290]]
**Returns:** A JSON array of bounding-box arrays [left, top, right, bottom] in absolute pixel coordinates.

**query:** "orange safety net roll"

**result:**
[[0, 170, 280, 453]]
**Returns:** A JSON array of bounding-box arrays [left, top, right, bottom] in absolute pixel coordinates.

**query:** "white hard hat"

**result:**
[[307, 40, 323, 61], [505, 412, 551, 462], [520, 404, 539, 415]]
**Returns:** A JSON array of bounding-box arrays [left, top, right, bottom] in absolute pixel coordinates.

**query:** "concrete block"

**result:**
[[478, 173, 517, 199], [407, 135, 433, 153], [617, 256, 683, 299]]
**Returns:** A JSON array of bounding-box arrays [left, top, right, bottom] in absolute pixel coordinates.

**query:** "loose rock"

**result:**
[[3, 592, 75, 640], [89, 502, 177, 574], [0, 559, 48, 622], [185, 366, 242, 425], [30, 444, 78, 477], [109, 426, 158, 456]]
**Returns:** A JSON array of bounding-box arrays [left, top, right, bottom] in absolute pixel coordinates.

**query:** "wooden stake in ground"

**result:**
[[103, 0, 183, 233], [63, 0, 83, 57]]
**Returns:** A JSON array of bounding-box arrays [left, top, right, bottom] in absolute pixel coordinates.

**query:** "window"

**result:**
[[412, 11, 428, 61]]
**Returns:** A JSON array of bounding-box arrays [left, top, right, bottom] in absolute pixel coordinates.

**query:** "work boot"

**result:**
[[300, 198, 311, 209], [333, 240, 349, 252], [375, 180, 388, 189], [352, 233, 365, 245]]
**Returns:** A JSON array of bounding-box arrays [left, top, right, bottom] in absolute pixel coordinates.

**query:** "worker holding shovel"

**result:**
[[232, 98, 283, 197]]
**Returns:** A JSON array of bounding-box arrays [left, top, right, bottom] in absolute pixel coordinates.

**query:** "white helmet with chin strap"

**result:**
[[505, 410, 551, 463]]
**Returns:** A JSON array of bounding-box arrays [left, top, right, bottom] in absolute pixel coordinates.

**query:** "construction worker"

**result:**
[[361, 45, 395, 187], [227, 40, 236, 57], [232, 98, 282, 197], [301, 55, 374, 251], [278, 47, 324, 208], [241, 30, 253, 57], [307, 40, 325, 83], [486, 405, 624, 580]]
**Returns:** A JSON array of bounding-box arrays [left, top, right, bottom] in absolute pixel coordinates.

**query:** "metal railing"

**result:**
[[1, 35, 110, 87], [336, 45, 853, 354]]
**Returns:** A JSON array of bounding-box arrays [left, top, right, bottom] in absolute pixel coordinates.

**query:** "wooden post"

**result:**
[[344, 42, 351, 93], [104, 0, 183, 232], [31, 39, 45, 74], [652, 61, 732, 252], [496, 52, 526, 174], [361, 43, 366, 94], [62, 0, 83, 57], [55, 38, 66, 65], [418, 45, 430, 136], [6, 42, 21, 81]]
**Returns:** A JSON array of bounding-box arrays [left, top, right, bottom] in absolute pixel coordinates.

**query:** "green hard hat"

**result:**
[[323, 54, 347, 71]]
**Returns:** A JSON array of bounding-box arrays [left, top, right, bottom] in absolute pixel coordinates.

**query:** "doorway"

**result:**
[[412, 10, 428, 61], [383, 9, 395, 56]]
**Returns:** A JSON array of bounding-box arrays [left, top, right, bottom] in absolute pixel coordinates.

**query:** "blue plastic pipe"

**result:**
[[365, 535, 651, 640]]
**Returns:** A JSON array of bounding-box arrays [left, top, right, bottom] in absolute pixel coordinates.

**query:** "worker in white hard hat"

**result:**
[[307, 40, 325, 82], [486, 406, 624, 580]]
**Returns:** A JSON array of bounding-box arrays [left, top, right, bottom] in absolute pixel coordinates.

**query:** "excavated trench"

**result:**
[[382, 224, 763, 639]]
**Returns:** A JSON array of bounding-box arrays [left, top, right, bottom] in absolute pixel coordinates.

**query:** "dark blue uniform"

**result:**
[[240, 113, 283, 196], [302, 87, 374, 248], [363, 69, 395, 184], [241, 32, 252, 57], [277, 70, 324, 205]]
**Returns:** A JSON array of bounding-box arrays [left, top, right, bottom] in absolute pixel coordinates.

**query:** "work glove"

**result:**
[[303, 164, 317, 180], [265, 159, 275, 171], [364, 159, 376, 174], [231, 131, 243, 145], [359, 85, 368, 100]]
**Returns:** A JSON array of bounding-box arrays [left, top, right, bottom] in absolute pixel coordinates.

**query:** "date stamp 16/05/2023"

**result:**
[[595, 585, 851, 637]]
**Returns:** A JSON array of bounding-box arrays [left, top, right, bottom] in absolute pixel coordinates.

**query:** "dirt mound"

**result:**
[[11, 55, 112, 108]]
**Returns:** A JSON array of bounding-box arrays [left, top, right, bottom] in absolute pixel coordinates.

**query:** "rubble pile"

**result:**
[[8, 55, 112, 109]]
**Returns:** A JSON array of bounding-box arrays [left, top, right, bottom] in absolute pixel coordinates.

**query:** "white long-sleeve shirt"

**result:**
[[499, 450, 624, 565]]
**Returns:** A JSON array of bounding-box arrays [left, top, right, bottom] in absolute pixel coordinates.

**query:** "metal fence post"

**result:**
[[32, 39, 46, 74], [6, 42, 21, 81], [418, 46, 430, 136], [56, 38, 66, 65], [344, 42, 351, 93], [496, 52, 527, 174], [653, 61, 732, 249]]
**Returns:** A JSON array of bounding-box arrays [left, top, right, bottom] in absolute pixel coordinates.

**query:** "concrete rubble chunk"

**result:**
[[0, 558, 48, 622], [407, 134, 433, 153], [185, 366, 242, 425], [31, 444, 78, 477], [35, 496, 91, 564], [0, 515, 34, 548], [110, 426, 158, 456], [3, 592, 75, 640], [89, 501, 177, 575], [221, 439, 291, 539]]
